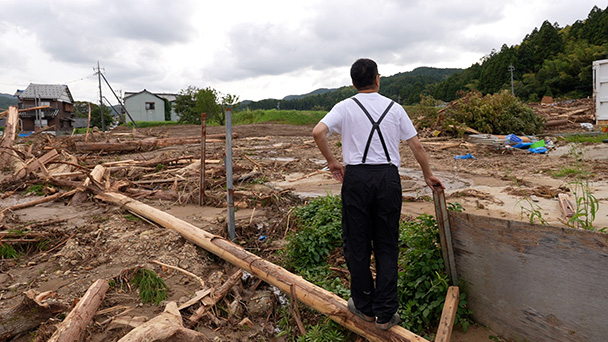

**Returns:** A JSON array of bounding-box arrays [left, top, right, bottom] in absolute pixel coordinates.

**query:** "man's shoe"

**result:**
[[376, 313, 400, 330], [347, 298, 375, 322]]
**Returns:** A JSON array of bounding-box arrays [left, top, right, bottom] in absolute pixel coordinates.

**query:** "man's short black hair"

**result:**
[[350, 58, 378, 90]]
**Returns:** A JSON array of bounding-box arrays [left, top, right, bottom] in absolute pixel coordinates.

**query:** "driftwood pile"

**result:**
[[530, 97, 596, 128], [1, 106, 459, 342]]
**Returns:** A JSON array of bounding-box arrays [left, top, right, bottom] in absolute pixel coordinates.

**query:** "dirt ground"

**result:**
[[1, 120, 607, 342]]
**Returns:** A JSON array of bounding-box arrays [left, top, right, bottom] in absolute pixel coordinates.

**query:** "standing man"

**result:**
[[313, 58, 444, 330]]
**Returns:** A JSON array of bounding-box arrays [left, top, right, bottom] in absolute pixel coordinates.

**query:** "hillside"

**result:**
[[0, 93, 18, 111]]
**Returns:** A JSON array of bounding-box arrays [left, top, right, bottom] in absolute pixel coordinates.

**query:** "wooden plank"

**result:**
[[434, 286, 459, 342], [432, 186, 458, 286], [449, 212, 608, 342]]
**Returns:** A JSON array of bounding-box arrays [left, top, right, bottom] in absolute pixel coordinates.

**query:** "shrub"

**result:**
[[445, 90, 545, 135]]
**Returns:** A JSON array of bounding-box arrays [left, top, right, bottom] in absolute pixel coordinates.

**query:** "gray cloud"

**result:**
[[206, 0, 507, 81]]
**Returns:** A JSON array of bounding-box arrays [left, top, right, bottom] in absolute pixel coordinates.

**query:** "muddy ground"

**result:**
[[1, 121, 607, 342]]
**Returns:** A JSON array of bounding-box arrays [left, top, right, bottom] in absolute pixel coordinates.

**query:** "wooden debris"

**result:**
[[72, 134, 235, 153], [14, 149, 60, 179], [96, 191, 430, 342], [48, 279, 109, 342], [558, 193, 578, 227], [0, 106, 20, 167], [189, 269, 243, 323], [0, 290, 67, 341], [117, 302, 210, 342], [435, 286, 460, 342]]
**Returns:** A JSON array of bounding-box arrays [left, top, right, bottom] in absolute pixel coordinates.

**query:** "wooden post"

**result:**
[[434, 286, 459, 342], [0, 106, 19, 166], [199, 113, 206, 206], [432, 186, 458, 286], [225, 108, 235, 240]]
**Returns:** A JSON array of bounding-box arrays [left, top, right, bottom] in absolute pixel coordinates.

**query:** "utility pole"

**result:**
[[508, 64, 515, 95], [95, 61, 106, 131]]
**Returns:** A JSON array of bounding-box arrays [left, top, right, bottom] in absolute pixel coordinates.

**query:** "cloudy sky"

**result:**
[[0, 1, 602, 103]]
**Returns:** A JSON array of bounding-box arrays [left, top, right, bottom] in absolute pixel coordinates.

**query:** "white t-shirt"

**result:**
[[320, 92, 417, 168]]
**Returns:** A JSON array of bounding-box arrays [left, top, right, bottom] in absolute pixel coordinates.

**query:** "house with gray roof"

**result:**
[[123, 89, 178, 122], [16, 83, 75, 134]]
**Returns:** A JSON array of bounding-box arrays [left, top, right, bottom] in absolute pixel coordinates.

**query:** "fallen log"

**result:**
[[73, 135, 234, 153], [96, 192, 430, 342], [117, 302, 210, 342], [0, 290, 67, 341], [48, 279, 109, 342]]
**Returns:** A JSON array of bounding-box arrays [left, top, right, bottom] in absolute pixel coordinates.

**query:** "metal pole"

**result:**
[[97, 61, 106, 132], [509, 64, 515, 95], [199, 113, 207, 206], [225, 108, 235, 240]]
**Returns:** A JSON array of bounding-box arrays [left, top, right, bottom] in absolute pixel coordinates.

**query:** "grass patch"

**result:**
[[233, 109, 326, 125], [559, 133, 608, 143]]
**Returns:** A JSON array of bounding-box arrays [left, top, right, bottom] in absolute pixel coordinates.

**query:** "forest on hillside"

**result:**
[[242, 5, 608, 111]]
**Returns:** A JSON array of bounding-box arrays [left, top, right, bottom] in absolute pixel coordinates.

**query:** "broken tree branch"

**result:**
[[48, 279, 109, 342], [151, 260, 205, 288], [117, 302, 210, 342]]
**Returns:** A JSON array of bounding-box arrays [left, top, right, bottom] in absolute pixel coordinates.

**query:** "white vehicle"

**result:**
[[593, 59, 608, 125]]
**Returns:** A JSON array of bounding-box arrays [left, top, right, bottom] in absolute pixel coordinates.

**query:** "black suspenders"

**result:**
[[351, 97, 395, 164]]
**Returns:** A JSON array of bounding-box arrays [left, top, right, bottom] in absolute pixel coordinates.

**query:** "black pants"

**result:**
[[341, 164, 401, 322]]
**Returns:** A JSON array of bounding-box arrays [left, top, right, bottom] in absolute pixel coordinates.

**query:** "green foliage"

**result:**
[[287, 195, 343, 272], [0, 244, 20, 259], [568, 179, 603, 231], [25, 184, 46, 196], [130, 268, 169, 305], [444, 90, 545, 135], [431, 6, 608, 102], [73, 101, 115, 130], [398, 215, 471, 335], [297, 321, 347, 342], [174, 86, 239, 125]]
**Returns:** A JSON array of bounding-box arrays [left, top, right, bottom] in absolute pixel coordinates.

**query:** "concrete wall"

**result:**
[[448, 211, 608, 342], [124, 91, 166, 122]]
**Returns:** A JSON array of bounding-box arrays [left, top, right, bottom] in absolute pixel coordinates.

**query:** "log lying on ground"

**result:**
[[73, 134, 235, 153], [0, 290, 67, 341], [117, 302, 210, 342], [48, 279, 109, 342], [0, 189, 78, 222], [96, 192, 430, 342]]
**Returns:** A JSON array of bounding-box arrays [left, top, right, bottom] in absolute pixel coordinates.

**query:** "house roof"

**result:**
[[124, 89, 177, 102], [19, 84, 74, 103]]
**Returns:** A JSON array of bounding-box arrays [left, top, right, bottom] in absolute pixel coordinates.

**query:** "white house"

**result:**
[[123, 89, 178, 122]]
